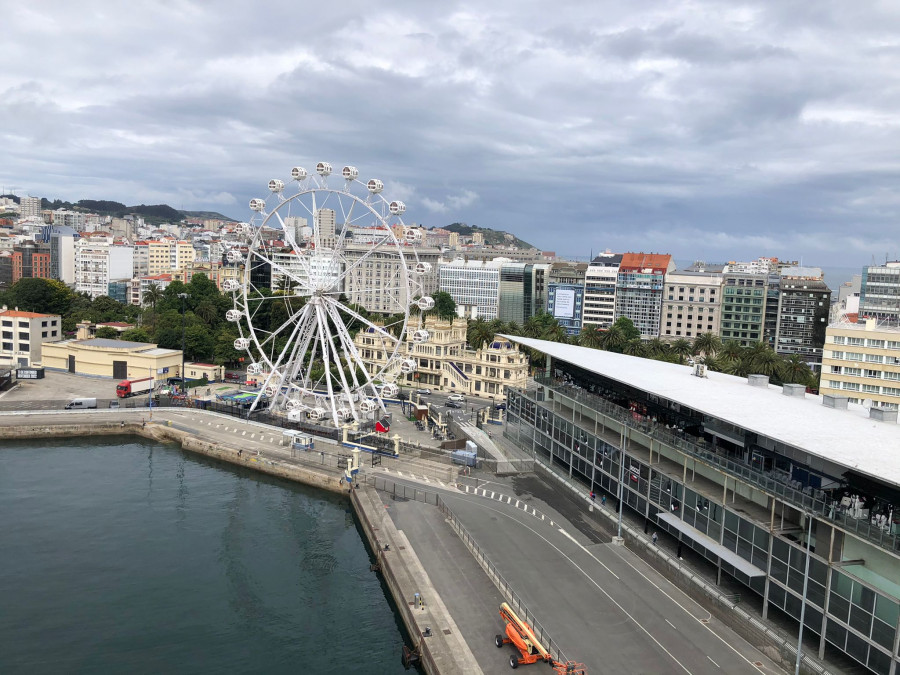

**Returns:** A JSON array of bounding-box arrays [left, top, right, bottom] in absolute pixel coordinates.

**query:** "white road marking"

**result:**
[[666, 619, 677, 630], [516, 500, 520, 508], [242, 431, 246, 436], [708, 656, 719, 668], [464, 500, 692, 674], [557, 529, 619, 580], [423, 476, 430, 482], [397, 471, 403, 477], [490, 491, 495, 499]]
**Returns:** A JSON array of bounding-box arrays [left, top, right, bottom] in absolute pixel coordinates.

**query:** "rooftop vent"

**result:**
[[693, 363, 707, 378], [782, 384, 806, 398], [748, 374, 769, 387], [869, 407, 898, 423], [822, 394, 849, 410]]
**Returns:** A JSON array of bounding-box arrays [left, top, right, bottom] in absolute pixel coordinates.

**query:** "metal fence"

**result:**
[[434, 494, 568, 665], [358, 474, 441, 505]]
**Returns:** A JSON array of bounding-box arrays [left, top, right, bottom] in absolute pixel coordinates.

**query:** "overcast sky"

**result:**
[[3, 1, 900, 268]]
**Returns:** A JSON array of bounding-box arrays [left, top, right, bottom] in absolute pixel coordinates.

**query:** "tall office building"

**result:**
[[547, 262, 588, 337], [774, 267, 831, 367], [720, 273, 767, 346], [614, 253, 674, 338], [439, 259, 502, 320], [859, 263, 900, 324], [582, 252, 623, 330], [498, 262, 550, 325]]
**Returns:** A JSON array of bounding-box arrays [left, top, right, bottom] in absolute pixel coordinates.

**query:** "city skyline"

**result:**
[[3, 2, 900, 267]]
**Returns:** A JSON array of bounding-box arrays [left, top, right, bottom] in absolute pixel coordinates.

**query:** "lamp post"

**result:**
[[795, 513, 814, 675], [178, 293, 189, 392]]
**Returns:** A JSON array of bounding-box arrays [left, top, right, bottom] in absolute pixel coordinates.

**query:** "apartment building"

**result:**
[[20, 197, 42, 219], [133, 239, 196, 277], [173, 261, 242, 292], [353, 316, 528, 399], [660, 270, 724, 339], [0, 308, 61, 368], [774, 268, 831, 367], [74, 241, 134, 299], [582, 252, 622, 330], [720, 273, 767, 346], [343, 243, 440, 316], [859, 263, 900, 325], [614, 252, 674, 338], [821, 319, 900, 410]]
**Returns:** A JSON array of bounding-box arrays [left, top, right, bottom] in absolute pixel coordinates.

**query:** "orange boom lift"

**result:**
[[494, 603, 586, 673]]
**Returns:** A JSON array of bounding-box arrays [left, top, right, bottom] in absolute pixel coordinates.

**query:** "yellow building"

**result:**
[[173, 261, 242, 292], [43, 338, 183, 381], [821, 319, 900, 410], [354, 316, 528, 399], [184, 362, 224, 382]]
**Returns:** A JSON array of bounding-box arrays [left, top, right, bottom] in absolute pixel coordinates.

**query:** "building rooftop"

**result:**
[[0, 309, 56, 319], [506, 336, 900, 488], [79, 338, 155, 350]]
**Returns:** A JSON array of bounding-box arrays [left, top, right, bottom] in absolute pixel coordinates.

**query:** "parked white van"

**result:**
[[65, 398, 97, 410]]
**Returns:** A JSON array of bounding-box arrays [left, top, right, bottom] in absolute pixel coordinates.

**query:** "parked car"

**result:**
[[448, 393, 466, 402], [495, 402, 507, 410], [415, 388, 432, 395], [445, 401, 461, 408]]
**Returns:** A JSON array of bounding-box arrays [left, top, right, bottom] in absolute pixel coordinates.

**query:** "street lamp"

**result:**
[[178, 293, 189, 392]]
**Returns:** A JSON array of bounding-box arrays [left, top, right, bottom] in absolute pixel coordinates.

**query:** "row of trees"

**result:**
[[466, 312, 819, 388]]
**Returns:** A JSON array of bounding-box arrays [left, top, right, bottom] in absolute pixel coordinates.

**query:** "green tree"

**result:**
[[645, 338, 669, 358], [7, 278, 76, 315], [429, 291, 457, 321], [214, 329, 244, 366], [693, 332, 722, 359], [578, 325, 604, 349], [184, 324, 215, 361], [623, 339, 646, 357], [720, 340, 744, 363], [121, 328, 153, 343], [779, 354, 814, 386], [611, 317, 641, 341], [94, 326, 119, 339], [467, 317, 494, 350], [670, 338, 693, 363], [194, 301, 219, 326], [142, 283, 164, 309], [599, 325, 626, 353], [749, 343, 783, 378]]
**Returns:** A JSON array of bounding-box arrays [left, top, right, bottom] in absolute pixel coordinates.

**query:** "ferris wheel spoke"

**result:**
[[332, 235, 395, 286], [323, 301, 369, 394], [331, 299, 401, 346], [319, 304, 359, 421], [311, 303, 342, 427]]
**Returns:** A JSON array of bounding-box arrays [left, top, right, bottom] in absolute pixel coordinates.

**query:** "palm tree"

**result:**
[[693, 332, 722, 359], [779, 354, 814, 386], [467, 317, 494, 350], [578, 325, 604, 349], [670, 338, 692, 363], [142, 283, 164, 309], [748, 342, 781, 378], [195, 301, 218, 326], [720, 340, 744, 363], [599, 325, 626, 353], [645, 337, 668, 358], [622, 339, 646, 357]]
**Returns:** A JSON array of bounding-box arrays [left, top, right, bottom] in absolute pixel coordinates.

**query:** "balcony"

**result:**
[[524, 377, 900, 556]]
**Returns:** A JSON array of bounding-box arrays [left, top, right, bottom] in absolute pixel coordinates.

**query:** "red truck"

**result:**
[[116, 377, 155, 398]]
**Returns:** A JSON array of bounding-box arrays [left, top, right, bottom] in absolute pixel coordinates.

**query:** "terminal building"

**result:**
[[503, 337, 900, 675]]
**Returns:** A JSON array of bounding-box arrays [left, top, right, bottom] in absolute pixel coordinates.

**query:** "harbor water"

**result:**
[[0, 437, 411, 674]]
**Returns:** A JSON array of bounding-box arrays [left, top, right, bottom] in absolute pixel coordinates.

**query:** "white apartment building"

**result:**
[[439, 258, 502, 320], [74, 241, 134, 299], [51, 209, 87, 231], [581, 252, 622, 329], [20, 197, 42, 219], [661, 270, 724, 339], [821, 319, 900, 410], [0, 308, 61, 368], [342, 243, 440, 316]]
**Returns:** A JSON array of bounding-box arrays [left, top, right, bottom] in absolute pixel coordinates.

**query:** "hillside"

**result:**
[[34, 198, 234, 225], [440, 222, 535, 249]]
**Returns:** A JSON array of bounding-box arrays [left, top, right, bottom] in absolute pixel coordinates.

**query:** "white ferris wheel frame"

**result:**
[[228, 163, 433, 428]]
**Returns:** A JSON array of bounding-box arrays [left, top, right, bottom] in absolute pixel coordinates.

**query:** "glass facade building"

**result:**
[[504, 339, 900, 675]]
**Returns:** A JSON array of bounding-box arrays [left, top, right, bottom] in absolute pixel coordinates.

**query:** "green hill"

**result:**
[[440, 223, 535, 249], [35, 198, 234, 226]]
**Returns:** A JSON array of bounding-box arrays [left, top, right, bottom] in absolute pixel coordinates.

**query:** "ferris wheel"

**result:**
[[225, 162, 434, 427]]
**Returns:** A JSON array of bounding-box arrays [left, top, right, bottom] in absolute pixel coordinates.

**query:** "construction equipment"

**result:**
[[494, 603, 587, 672]]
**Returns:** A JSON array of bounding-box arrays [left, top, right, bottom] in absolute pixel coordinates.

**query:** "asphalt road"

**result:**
[[376, 470, 784, 675]]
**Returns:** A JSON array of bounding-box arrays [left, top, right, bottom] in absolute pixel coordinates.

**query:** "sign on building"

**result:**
[[553, 289, 576, 318]]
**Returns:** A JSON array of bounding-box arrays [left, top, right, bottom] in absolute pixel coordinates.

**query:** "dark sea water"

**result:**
[[0, 437, 410, 674]]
